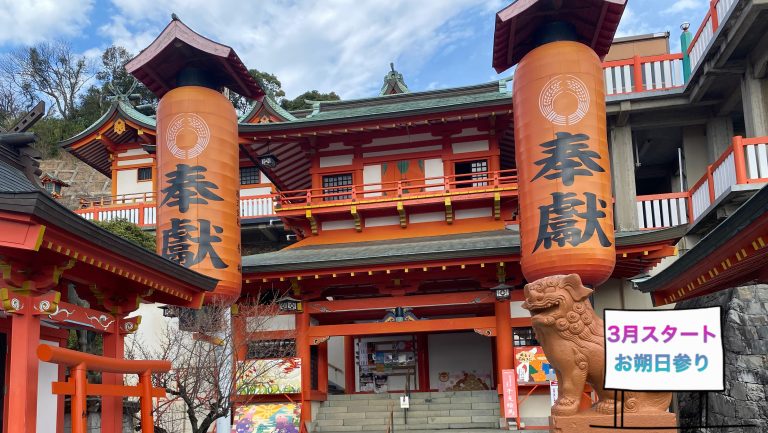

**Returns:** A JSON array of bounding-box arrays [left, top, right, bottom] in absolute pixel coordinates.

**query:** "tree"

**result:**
[[126, 298, 295, 433], [97, 46, 157, 114], [94, 218, 156, 250], [228, 69, 286, 114], [0, 40, 95, 121], [280, 90, 341, 111]]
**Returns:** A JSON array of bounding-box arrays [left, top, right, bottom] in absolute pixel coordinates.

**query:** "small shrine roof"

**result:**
[[125, 16, 263, 99], [379, 63, 410, 95], [492, 0, 626, 72], [239, 96, 297, 123], [638, 185, 768, 305], [243, 225, 686, 275]]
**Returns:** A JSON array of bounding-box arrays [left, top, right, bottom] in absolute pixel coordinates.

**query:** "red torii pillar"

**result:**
[[102, 317, 127, 433], [7, 300, 42, 433]]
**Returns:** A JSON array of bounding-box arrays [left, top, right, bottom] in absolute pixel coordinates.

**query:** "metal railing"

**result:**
[[276, 169, 518, 210]]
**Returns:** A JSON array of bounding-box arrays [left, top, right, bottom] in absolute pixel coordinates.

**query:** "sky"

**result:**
[[0, 0, 710, 100]]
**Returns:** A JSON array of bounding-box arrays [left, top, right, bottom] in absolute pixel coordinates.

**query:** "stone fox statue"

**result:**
[[522, 274, 672, 416]]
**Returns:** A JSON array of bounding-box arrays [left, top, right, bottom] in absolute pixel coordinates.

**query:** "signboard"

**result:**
[[604, 307, 724, 391], [232, 403, 300, 433], [515, 346, 556, 384], [400, 396, 410, 409], [549, 380, 559, 407], [501, 369, 519, 418]]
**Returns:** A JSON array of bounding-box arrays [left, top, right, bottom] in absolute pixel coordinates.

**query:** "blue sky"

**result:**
[[0, 0, 710, 100]]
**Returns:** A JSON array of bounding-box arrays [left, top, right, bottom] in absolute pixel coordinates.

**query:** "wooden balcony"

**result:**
[[275, 169, 518, 217], [74, 192, 278, 228], [687, 0, 736, 71], [635, 135, 768, 231], [602, 53, 685, 96]]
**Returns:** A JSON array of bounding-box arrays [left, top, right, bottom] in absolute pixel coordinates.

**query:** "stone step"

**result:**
[[315, 429, 518, 433]]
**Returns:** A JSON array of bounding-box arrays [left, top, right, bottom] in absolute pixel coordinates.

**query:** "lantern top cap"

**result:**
[[491, 0, 627, 72], [125, 15, 265, 99]]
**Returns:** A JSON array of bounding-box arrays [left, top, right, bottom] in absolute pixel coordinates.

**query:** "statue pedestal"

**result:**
[[550, 412, 677, 433]]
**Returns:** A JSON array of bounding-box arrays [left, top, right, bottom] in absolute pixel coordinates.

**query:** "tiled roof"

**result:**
[[0, 160, 38, 193], [243, 225, 686, 273]]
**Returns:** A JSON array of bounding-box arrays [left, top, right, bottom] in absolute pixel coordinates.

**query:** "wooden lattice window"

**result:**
[[321, 173, 353, 201], [240, 166, 261, 185]]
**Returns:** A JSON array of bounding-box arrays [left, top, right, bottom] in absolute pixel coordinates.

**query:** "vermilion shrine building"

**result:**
[[2, 0, 764, 431]]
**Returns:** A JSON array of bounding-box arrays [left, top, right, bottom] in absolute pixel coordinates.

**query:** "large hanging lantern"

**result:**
[[513, 41, 616, 287]]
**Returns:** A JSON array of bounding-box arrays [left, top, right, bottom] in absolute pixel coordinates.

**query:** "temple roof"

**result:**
[[125, 16, 264, 99], [637, 185, 768, 306], [243, 226, 685, 275], [492, 0, 626, 72], [239, 79, 510, 131], [380, 63, 410, 95], [239, 96, 297, 123]]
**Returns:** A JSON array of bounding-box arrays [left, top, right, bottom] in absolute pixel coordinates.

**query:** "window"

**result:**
[[454, 159, 488, 188], [513, 327, 539, 347], [247, 339, 297, 359], [137, 167, 152, 181], [44, 183, 54, 193], [322, 173, 353, 201], [44, 183, 62, 195], [240, 166, 261, 185]]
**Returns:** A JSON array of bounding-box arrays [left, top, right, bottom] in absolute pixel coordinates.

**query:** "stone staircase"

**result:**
[[312, 390, 510, 432]]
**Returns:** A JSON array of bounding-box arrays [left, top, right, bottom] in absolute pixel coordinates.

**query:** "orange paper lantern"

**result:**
[[156, 86, 241, 301], [513, 41, 615, 287]]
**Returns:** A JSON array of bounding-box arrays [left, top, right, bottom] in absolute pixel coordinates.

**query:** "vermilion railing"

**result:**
[[688, 135, 768, 221], [602, 53, 685, 96], [687, 0, 737, 71], [636, 192, 690, 229], [275, 169, 518, 209], [75, 193, 279, 227]]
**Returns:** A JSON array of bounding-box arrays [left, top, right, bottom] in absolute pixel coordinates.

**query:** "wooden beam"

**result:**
[[308, 316, 496, 337], [305, 290, 503, 314]]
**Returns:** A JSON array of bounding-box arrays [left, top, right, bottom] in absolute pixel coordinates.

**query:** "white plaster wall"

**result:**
[[428, 332, 493, 391], [452, 140, 489, 154], [241, 186, 273, 196], [117, 157, 153, 167], [116, 169, 154, 197], [364, 216, 400, 227], [424, 158, 444, 191], [367, 133, 434, 147], [119, 148, 149, 157], [37, 339, 59, 433], [409, 212, 444, 224], [321, 220, 356, 231], [510, 301, 529, 318], [248, 314, 296, 332], [363, 145, 441, 159], [319, 154, 353, 168], [363, 164, 382, 197], [455, 207, 492, 219], [592, 278, 622, 317], [126, 303, 167, 354]]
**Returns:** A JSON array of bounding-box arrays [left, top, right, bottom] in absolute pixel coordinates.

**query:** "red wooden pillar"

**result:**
[[296, 310, 311, 423], [318, 341, 328, 395], [494, 300, 513, 414], [344, 336, 355, 393], [102, 318, 125, 433], [416, 334, 430, 392], [7, 306, 42, 433]]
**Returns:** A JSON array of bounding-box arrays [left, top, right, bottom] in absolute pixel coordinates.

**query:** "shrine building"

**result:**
[[25, 0, 768, 431]]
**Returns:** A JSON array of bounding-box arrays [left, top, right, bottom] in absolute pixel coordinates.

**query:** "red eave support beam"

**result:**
[[307, 316, 534, 338], [304, 290, 517, 314]]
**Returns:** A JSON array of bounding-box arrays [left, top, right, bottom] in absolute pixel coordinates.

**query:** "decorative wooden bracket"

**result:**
[[493, 192, 501, 220], [397, 201, 407, 228], [103, 292, 142, 316], [0, 258, 75, 292], [444, 197, 453, 224], [474, 328, 496, 337], [306, 210, 318, 235], [351, 206, 362, 232], [311, 336, 330, 345], [0, 288, 25, 313], [119, 316, 141, 335], [32, 291, 61, 315]]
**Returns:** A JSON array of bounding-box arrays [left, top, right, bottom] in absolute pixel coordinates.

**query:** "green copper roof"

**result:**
[[239, 96, 297, 122], [59, 100, 156, 147]]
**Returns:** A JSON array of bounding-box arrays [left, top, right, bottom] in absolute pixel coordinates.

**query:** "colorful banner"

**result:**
[[501, 369, 518, 418], [513, 40, 615, 286], [237, 358, 301, 395], [232, 403, 301, 433], [515, 346, 556, 384], [156, 86, 241, 300]]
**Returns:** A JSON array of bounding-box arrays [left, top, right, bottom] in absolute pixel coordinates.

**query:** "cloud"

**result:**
[[615, 6, 654, 38], [0, 0, 94, 46], [664, 0, 704, 14], [105, 0, 490, 99]]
